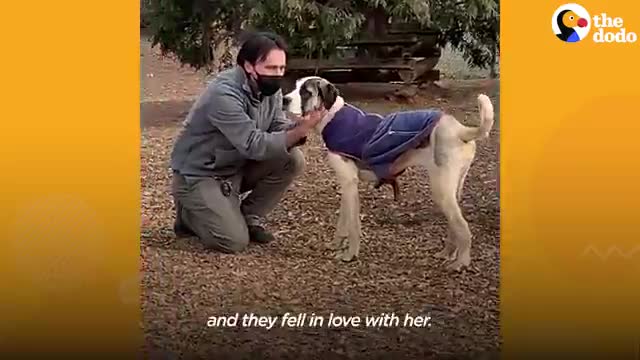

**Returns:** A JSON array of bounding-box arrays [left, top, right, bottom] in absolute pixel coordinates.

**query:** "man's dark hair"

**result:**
[[236, 32, 288, 67]]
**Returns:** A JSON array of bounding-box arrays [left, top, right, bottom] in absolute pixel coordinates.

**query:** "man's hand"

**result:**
[[285, 109, 328, 148], [296, 109, 328, 130]]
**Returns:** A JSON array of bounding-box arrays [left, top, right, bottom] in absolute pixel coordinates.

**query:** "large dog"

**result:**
[[283, 76, 495, 271]]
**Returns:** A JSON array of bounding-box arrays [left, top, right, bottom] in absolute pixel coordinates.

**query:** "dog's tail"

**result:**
[[457, 94, 495, 142]]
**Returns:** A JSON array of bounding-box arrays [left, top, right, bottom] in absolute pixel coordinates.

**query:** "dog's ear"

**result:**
[[319, 81, 338, 110]]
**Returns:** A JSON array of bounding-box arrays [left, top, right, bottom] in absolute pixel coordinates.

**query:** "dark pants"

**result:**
[[171, 148, 305, 253]]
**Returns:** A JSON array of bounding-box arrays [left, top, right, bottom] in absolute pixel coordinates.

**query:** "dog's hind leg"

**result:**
[[455, 141, 476, 202], [434, 227, 458, 262], [434, 159, 472, 261], [428, 163, 473, 271], [456, 161, 472, 202]]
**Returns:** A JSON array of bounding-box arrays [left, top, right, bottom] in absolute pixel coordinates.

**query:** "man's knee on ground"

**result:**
[[200, 228, 249, 254]]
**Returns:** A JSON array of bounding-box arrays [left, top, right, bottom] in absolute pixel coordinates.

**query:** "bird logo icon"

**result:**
[[552, 4, 591, 42]]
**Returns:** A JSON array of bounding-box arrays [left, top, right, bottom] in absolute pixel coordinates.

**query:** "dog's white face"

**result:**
[[283, 76, 339, 116]]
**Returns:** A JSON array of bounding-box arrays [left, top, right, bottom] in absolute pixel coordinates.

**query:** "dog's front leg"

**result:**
[[336, 176, 360, 262], [326, 195, 348, 250], [327, 153, 361, 262]]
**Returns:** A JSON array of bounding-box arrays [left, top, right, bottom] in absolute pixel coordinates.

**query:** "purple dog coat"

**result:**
[[321, 103, 442, 180]]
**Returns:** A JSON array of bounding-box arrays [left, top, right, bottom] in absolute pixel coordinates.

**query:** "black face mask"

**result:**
[[254, 72, 283, 97]]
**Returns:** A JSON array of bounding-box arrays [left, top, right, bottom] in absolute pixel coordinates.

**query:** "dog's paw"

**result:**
[[325, 242, 340, 250], [444, 259, 470, 272], [326, 237, 346, 250], [335, 250, 357, 262], [445, 261, 465, 272], [434, 247, 457, 261]]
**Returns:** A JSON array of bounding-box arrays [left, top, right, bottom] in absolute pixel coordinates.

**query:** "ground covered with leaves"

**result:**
[[141, 36, 501, 359]]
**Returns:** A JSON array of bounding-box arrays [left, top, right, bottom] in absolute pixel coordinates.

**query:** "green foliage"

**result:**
[[245, 0, 365, 58], [147, 0, 248, 71], [146, 0, 499, 71], [429, 0, 499, 70], [141, 0, 153, 27]]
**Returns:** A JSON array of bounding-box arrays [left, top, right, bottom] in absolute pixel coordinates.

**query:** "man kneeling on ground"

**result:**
[[170, 31, 326, 253]]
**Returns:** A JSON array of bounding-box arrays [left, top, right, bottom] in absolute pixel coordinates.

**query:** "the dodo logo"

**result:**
[[552, 4, 590, 42], [552, 3, 637, 44]]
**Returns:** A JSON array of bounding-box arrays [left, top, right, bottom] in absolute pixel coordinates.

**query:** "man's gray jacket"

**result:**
[[170, 66, 294, 178]]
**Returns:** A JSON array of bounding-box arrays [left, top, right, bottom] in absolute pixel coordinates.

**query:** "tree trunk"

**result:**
[[489, 44, 498, 78]]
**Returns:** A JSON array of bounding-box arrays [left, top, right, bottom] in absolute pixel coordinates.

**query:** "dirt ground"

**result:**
[[141, 36, 501, 359]]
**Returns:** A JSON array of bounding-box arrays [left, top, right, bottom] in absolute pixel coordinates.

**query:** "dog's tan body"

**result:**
[[284, 77, 495, 271]]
